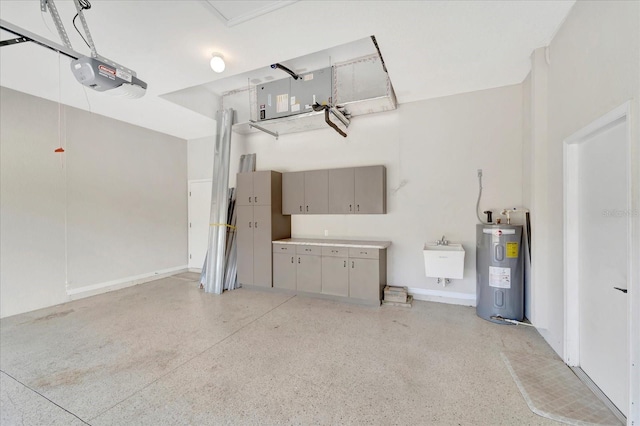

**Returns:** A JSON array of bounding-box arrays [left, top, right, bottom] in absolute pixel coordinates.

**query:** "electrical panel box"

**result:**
[[256, 78, 291, 121], [257, 67, 333, 121]]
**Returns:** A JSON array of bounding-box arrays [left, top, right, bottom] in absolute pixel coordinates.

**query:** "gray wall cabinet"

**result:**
[[237, 171, 291, 288], [272, 240, 388, 304], [354, 166, 386, 214], [282, 171, 304, 214], [284, 165, 386, 215], [304, 170, 329, 214], [328, 168, 355, 214], [282, 170, 329, 214]]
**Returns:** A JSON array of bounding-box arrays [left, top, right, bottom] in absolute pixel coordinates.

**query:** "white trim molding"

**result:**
[[188, 179, 213, 184], [66, 266, 188, 300], [563, 100, 636, 422], [408, 288, 476, 307]]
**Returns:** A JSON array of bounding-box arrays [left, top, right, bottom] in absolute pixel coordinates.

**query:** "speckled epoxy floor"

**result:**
[[1, 273, 563, 425]]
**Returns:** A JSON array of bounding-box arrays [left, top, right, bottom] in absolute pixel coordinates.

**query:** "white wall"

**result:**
[[528, 0, 640, 357], [212, 85, 523, 302], [188, 134, 245, 187], [188, 136, 215, 181], [0, 87, 188, 318]]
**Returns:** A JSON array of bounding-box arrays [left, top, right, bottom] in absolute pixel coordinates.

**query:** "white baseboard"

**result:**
[[408, 287, 476, 307], [66, 265, 188, 300], [188, 268, 202, 273]]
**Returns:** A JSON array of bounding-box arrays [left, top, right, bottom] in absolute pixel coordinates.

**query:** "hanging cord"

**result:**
[[56, 52, 65, 160], [72, 0, 92, 49], [55, 51, 69, 289], [476, 171, 486, 224]]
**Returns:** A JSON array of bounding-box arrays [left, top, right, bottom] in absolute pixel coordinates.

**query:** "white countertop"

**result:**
[[273, 238, 391, 249]]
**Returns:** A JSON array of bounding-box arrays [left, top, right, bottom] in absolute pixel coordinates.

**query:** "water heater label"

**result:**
[[489, 266, 511, 288], [506, 242, 519, 258]]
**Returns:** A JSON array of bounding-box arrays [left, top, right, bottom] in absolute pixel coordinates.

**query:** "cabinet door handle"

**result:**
[[351, 261, 354, 268], [249, 197, 252, 203], [249, 222, 252, 228], [254, 222, 258, 228], [360, 251, 367, 255], [299, 205, 302, 212], [344, 260, 346, 267], [349, 204, 352, 211], [298, 257, 301, 264], [357, 204, 360, 211], [291, 256, 294, 263], [254, 196, 258, 203], [306, 205, 309, 212]]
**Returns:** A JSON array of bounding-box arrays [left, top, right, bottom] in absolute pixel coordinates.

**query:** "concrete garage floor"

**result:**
[[1, 273, 561, 425]]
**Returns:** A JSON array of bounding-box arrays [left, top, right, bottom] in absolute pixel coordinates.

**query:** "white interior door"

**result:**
[[188, 180, 212, 270], [578, 120, 629, 415]]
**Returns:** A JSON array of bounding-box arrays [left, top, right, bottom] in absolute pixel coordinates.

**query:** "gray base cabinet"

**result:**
[[236, 171, 291, 288], [272, 252, 296, 290], [296, 254, 322, 293], [272, 241, 388, 304], [321, 257, 349, 297], [349, 259, 380, 300]]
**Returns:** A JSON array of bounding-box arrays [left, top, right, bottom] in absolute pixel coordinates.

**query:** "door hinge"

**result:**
[[189, 222, 192, 228], [189, 254, 192, 259], [189, 191, 191, 196]]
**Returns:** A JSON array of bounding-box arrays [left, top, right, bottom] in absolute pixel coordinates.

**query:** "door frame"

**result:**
[[188, 179, 212, 270], [563, 101, 637, 418]]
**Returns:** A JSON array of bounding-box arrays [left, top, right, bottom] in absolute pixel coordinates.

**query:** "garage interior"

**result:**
[[1, 1, 638, 425]]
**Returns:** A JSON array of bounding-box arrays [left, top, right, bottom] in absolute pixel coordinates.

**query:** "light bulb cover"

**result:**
[[210, 54, 225, 73]]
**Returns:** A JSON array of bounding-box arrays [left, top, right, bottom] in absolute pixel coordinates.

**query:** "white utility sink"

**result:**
[[423, 243, 465, 279]]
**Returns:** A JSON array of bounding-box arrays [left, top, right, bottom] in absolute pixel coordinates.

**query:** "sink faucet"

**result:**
[[436, 235, 449, 246]]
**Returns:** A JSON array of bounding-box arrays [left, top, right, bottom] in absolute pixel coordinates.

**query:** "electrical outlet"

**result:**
[[477, 169, 483, 177], [324, 229, 329, 237]]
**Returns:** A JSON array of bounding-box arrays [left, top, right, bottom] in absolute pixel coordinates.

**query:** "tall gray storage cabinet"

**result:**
[[237, 171, 291, 288]]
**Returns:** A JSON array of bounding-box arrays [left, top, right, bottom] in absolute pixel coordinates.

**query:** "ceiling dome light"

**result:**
[[210, 53, 226, 73]]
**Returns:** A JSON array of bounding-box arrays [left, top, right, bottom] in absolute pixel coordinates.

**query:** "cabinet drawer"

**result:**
[[297, 245, 322, 255], [322, 246, 349, 257], [348, 247, 379, 259], [273, 244, 295, 254]]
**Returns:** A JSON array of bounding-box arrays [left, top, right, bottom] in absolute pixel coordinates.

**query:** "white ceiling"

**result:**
[[0, 0, 575, 140]]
